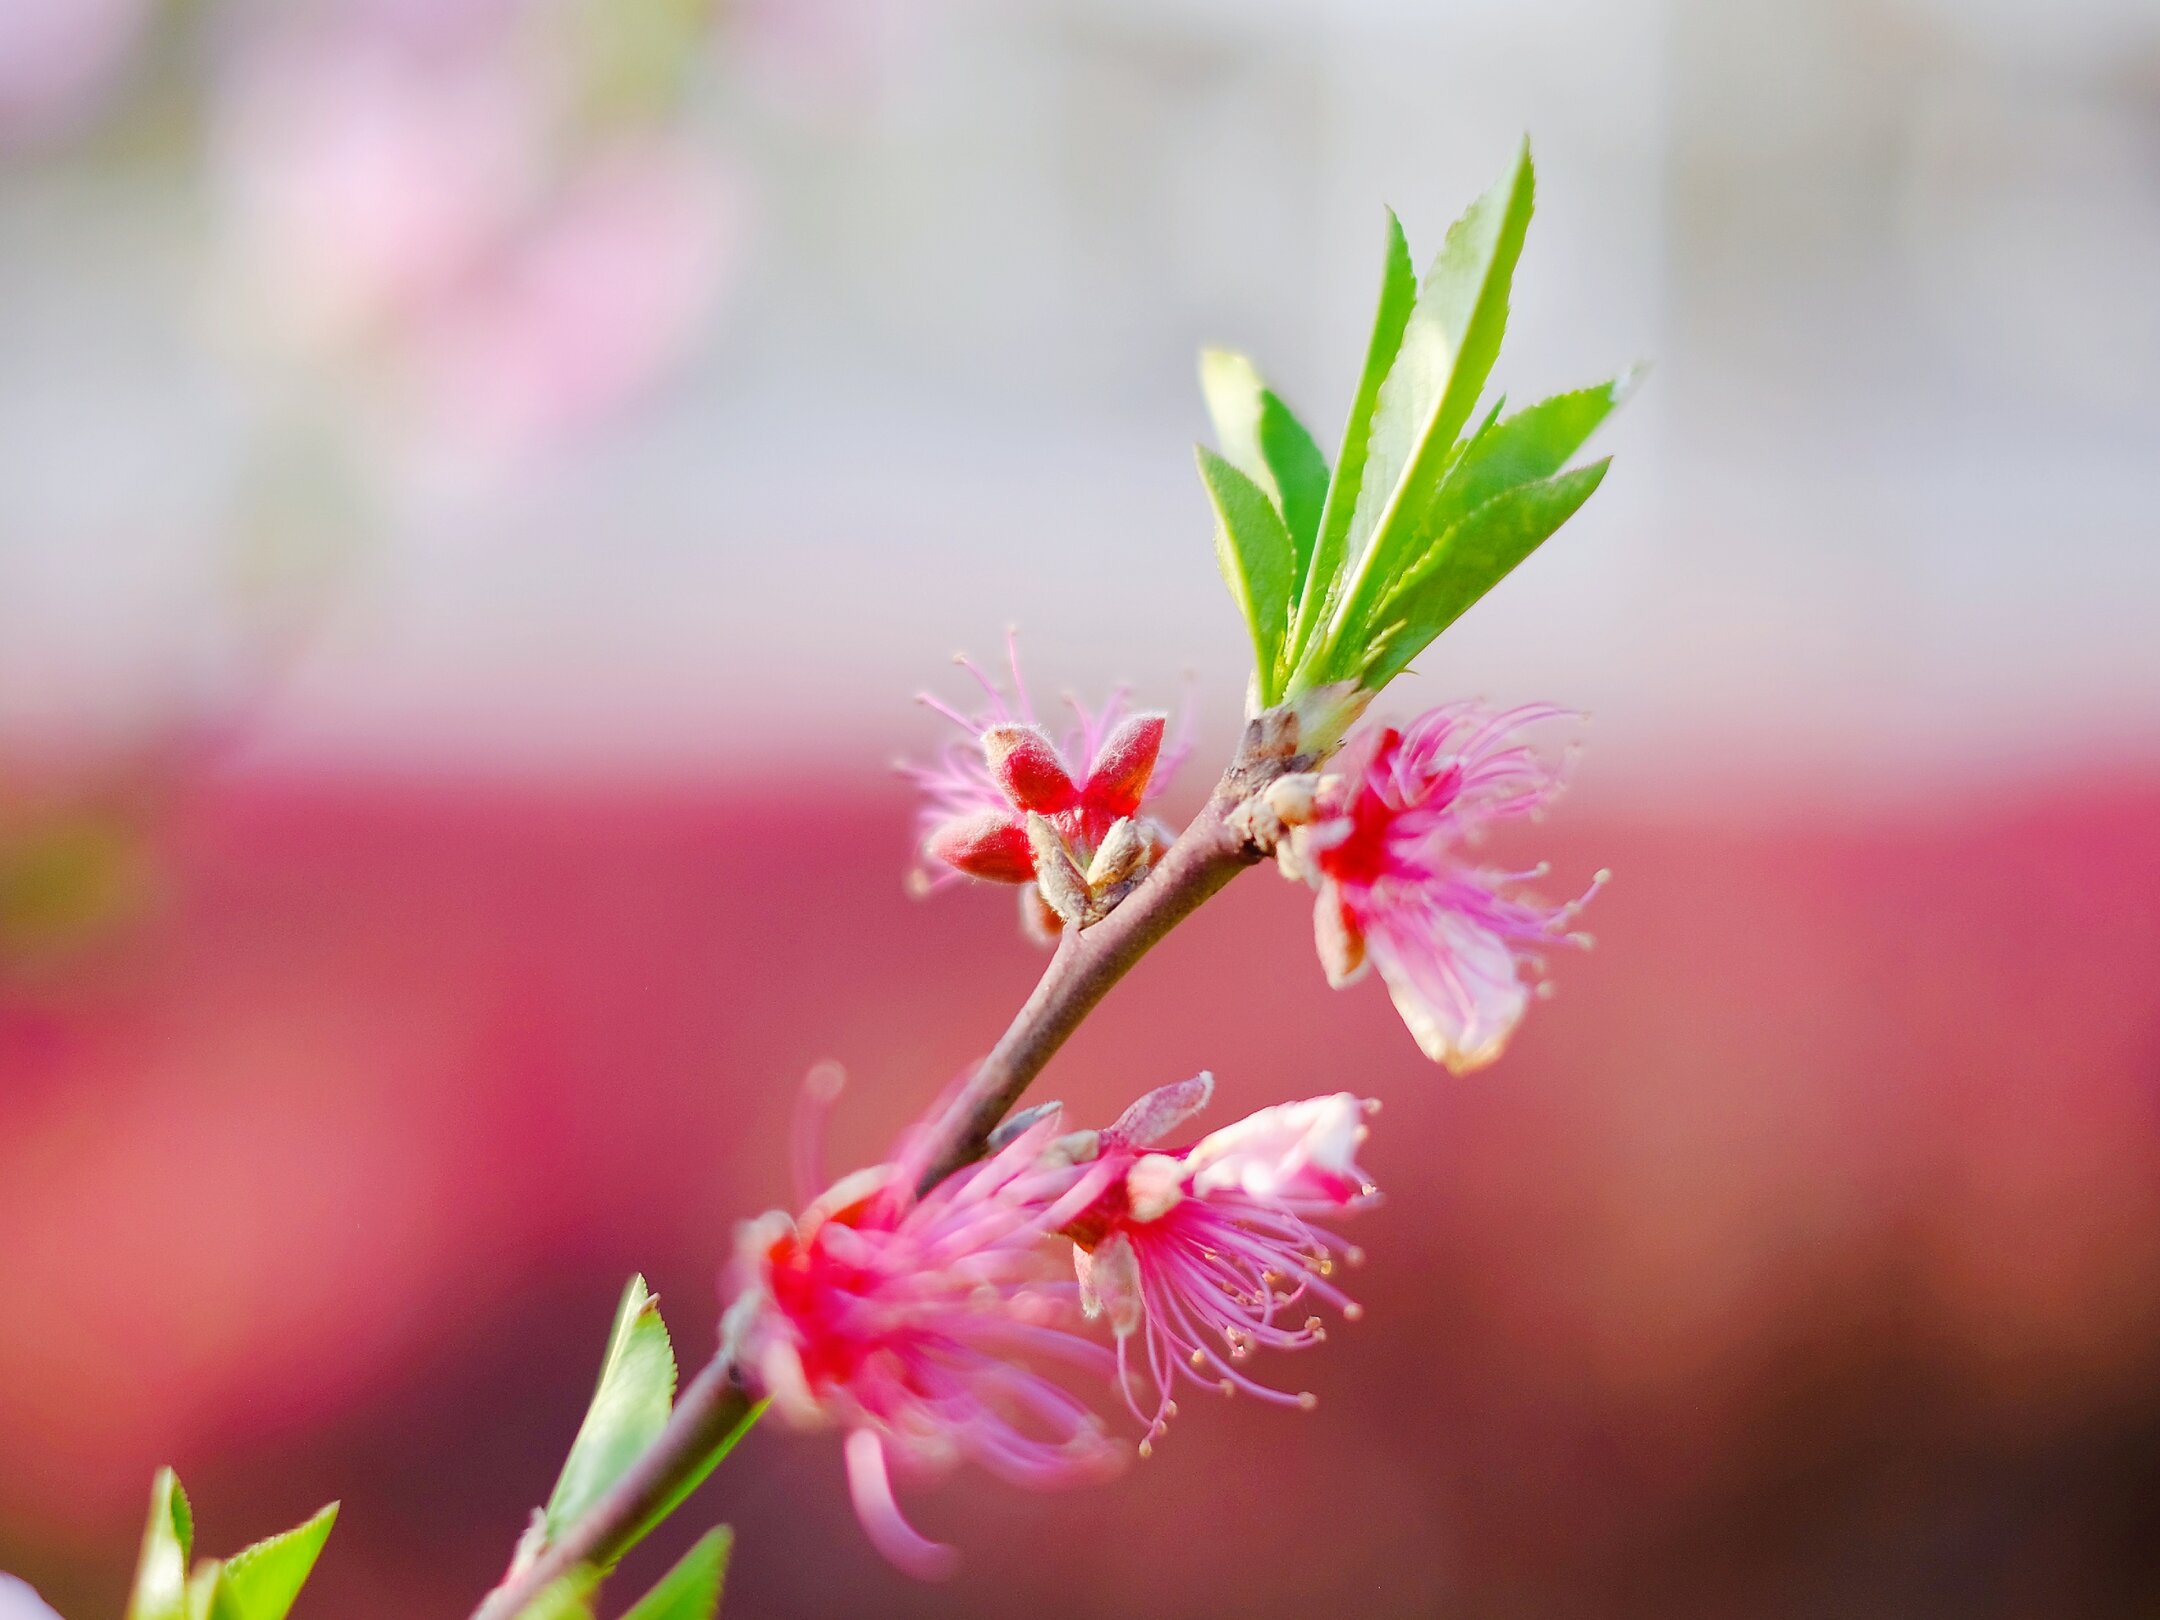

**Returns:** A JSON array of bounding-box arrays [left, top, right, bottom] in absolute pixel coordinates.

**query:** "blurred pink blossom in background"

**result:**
[[0, 0, 153, 152], [210, 0, 744, 462]]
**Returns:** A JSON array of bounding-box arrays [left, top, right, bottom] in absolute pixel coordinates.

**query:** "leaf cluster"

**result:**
[[123, 1469, 336, 1620], [1200, 140, 1632, 705]]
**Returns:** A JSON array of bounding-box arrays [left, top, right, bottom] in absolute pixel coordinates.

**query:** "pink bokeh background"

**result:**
[[5, 759, 2158, 1615], [5, 0, 2160, 1613]]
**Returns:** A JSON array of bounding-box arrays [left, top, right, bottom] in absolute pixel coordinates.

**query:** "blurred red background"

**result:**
[[5, 755, 2158, 1617]]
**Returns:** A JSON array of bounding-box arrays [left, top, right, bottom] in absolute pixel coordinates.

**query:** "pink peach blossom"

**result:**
[[1287, 703, 1604, 1073], [1060, 1074, 1377, 1452], [725, 1095, 1122, 1577]]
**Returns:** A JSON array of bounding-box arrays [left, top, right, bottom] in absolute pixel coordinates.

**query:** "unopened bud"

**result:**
[[1142, 818, 1175, 862], [1084, 712, 1168, 817], [1018, 883, 1065, 946], [925, 809, 1034, 883], [1085, 816, 1150, 889], [983, 723, 1079, 814], [1026, 813, 1092, 927]]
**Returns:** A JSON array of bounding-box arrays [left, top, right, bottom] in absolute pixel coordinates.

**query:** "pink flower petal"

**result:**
[[844, 1429, 959, 1581], [1363, 901, 1531, 1074], [1183, 1094, 1372, 1206], [1292, 703, 1595, 1070]]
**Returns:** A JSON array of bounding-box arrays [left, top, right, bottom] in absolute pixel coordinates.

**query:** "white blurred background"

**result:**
[[2, 0, 2156, 788]]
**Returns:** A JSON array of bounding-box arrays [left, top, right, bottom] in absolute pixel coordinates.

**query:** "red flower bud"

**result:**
[[907, 640, 1187, 940], [1083, 712, 1167, 818], [982, 723, 1080, 814], [923, 809, 1034, 883]]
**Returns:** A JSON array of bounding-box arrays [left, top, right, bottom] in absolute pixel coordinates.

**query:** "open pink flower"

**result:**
[[724, 1092, 1122, 1577], [906, 634, 1184, 936], [1285, 703, 1604, 1074], [1059, 1074, 1377, 1453], [726, 1065, 1378, 1569]]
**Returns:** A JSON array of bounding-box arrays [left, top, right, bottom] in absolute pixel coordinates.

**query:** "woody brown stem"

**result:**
[[471, 711, 1306, 1620], [471, 1358, 758, 1620], [911, 707, 1307, 1193]]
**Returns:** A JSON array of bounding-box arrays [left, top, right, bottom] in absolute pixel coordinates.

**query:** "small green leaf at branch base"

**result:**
[[124, 1472, 337, 1620], [183, 1562, 229, 1620], [621, 1528, 733, 1620], [625, 1400, 768, 1558], [218, 1502, 339, 1620], [516, 1568, 602, 1620], [126, 1469, 194, 1620], [546, 1276, 679, 1544]]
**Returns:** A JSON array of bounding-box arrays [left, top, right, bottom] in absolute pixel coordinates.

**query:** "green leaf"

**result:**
[[219, 1502, 338, 1620], [1198, 349, 1270, 489], [1363, 458, 1610, 686], [625, 1402, 767, 1558], [184, 1561, 229, 1620], [127, 1468, 195, 1620], [1198, 350, 1330, 585], [546, 1277, 678, 1544], [1314, 141, 1539, 680], [1197, 445, 1297, 701], [516, 1569, 601, 1620], [621, 1528, 733, 1620], [1288, 208, 1417, 674], [1426, 373, 1633, 535], [1258, 395, 1330, 585]]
